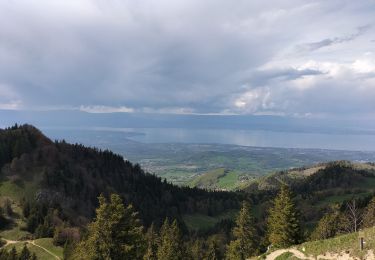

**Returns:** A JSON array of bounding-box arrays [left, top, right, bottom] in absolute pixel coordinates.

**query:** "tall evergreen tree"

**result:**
[[189, 239, 205, 260], [9, 246, 17, 260], [143, 223, 158, 260], [363, 197, 375, 228], [205, 240, 221, 260], [226, 201, 256, 260], [157, 218, 183, 260], [73, 194, 145, 260], [19, 244, 31, 260], [267, 185, 301, 248]]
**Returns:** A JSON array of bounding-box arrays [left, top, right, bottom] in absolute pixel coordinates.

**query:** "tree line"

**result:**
[[66, 184, 302, 260]]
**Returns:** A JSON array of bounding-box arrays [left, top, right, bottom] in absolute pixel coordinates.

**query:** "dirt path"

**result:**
[[2, 238, 61, 260], [265, 248, 314, 260], [3, 239, 18, 247]]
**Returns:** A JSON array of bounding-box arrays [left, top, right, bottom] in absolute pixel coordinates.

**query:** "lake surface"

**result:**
[[43, 127, 375, 152]]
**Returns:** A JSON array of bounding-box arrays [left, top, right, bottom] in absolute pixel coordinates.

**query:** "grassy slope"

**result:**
[[185, 162, 375, 232], [0, 180, 64, 258], [188, 168, 246, 190], [34, 238, 64, 258], [182, 209, 238, 230], [0, 196, 31, 240], [296, 226, 375, 259], [4, 239, 63, 260], [188, 168, 228, 189], [275, 252, 299, 260]]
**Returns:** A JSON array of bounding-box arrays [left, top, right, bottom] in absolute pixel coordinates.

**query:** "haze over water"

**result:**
[[43, 127, 375, 152]]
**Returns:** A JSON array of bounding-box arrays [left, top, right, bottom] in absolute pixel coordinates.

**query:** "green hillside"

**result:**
[[188, 168, 247, 190], [243, 161, 375, 233], [261, 226, 375, 259], [0, 124, 242, 259], [298, 226, 375, 259], [1, 124, 375, 259]]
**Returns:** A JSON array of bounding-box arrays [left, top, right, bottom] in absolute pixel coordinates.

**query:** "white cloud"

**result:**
[[79, 105, 134, 113], [0, 83, 22, 110]]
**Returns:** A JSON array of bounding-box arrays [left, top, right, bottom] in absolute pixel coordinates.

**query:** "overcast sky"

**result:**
[[0, 0, 374, 118]]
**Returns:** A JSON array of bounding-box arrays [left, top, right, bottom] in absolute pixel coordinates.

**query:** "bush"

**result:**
[[0, 238, 6, 247], [53, 226, 80, 246]]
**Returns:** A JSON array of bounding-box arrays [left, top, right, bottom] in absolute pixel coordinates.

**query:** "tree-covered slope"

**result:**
[[0, 124, 241, 228]]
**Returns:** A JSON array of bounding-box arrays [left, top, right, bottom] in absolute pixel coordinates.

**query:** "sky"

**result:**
[[0, 0, 375, 119]]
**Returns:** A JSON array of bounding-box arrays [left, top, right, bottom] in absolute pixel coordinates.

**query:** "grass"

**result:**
[[188, 168, 227, 188], [183, 209, 238, 230], [275, 252, 299, 260], [187, 168, 244, 190], [296, 226, 375, 259], [0, 178, 39, 202], [216, 171, 239, 190], [315, 192, 371, 207], [5, 241, 60, 260], [0, 181, 25, 201], [34, 238, 64, 259], [0, 226, 30, 241], [0, 199, 31, 240]]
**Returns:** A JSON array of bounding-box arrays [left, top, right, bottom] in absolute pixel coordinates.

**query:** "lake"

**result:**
[[43, 127, 375, 152]]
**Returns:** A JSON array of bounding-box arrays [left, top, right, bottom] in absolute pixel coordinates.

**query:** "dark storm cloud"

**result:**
[[0, 0, 374, 117], [298, 25, 372, 52], [248, 68, 324, 86]]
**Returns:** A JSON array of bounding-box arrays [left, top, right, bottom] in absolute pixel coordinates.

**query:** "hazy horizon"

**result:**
[[1, 1, 375, 150]]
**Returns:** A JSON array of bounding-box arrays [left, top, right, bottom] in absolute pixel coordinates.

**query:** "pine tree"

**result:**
[[267, 185, 301, 248], [226, 201, 256, 260], [157, 218, 183, 260], [311, 209, 340, 240], [31, 253, 37, 260], [363, 197, 375, 228], [73, 194, 145, 260], [9, 246, 17, 260], [205, 240, 220, 260], [19, 244, 31, 260], [143, 223, 158, 260], [189, 239, 204, 260]]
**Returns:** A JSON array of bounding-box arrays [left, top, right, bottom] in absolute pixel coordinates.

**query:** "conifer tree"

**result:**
[[226, 201, 256, 260], [73, 194, 145, 260], [267, 185, 301, 248], [143, 223, 158, 260], [9, 246, 17, 260], [189, 239, 205, 260], [205, 240, 221, 260], [363, 197, 375, 228], [311, 209, 340, 240], [157, 218, 183, 260], [19, 244, 31, 260]]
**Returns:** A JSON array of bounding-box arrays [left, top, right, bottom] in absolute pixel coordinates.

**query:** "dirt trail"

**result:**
[[2, 238, 61, 260], [3, 239, 18, 247]]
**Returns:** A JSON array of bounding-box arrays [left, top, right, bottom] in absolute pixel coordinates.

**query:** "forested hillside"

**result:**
[[0, 124, 375, 259], [0, 125, 241, 227]]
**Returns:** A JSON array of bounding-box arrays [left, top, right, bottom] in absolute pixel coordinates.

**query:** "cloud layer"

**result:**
[[0, 0, 374, 117]]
